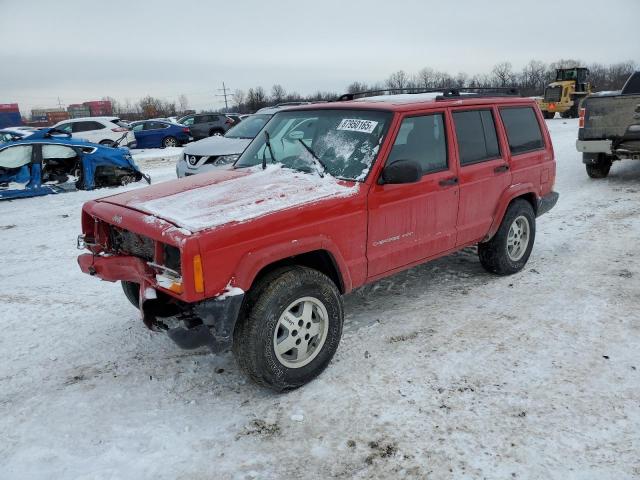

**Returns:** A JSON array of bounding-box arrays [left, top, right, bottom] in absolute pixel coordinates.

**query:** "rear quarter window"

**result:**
[[499, 107, 545, 155]]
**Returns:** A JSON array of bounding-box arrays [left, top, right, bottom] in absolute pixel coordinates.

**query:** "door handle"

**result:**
[[494, 164, 510, 173], [439, 177, 458, 187]]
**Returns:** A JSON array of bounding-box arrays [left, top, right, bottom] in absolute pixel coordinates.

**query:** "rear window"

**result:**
[[113, 120, 131, 129], [499, 107, 545, 154], [452, 110, 500, 165]]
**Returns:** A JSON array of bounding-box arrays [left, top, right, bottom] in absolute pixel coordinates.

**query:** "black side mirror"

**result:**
[[380, 159, 421, 184]]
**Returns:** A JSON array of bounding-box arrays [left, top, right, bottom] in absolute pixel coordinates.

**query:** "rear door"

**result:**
[[145, 121, 167, 147], [367, 111, 459, 278], [451, 107, 512, 245], [72, 121, 105, 143], [498, 106, 551, 197]]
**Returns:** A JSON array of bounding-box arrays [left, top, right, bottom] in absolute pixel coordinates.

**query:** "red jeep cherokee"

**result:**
[[78, 91, 558, 390]]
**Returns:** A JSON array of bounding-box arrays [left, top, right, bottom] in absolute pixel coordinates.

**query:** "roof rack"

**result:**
[[435, 87, 520, 100], [337, 87, 520, 102]]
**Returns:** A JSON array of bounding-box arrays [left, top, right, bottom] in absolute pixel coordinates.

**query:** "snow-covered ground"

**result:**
[[1, 122, 639, 479]]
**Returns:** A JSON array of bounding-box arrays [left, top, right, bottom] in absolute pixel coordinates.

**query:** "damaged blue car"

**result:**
[[0, 128, 149, 200]]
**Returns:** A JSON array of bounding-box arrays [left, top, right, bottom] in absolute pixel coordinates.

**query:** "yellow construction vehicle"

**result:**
[[537, 67, 592, 119]]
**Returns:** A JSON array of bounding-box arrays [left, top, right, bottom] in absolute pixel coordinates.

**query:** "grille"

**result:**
[[109, 226, 154, 261], [544, 86, 562, 103]]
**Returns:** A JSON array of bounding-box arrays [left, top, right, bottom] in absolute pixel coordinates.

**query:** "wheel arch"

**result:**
[[484, 185, 538, 242], [233, 240, 351, 295]]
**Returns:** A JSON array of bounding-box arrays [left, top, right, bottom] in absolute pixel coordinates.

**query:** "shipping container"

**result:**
[[0, 103, 19, 113], [46, 111, 70, 124], [0, 111, 23, 128], [83, 100, 113, 116], [68, 104, 91, 118]]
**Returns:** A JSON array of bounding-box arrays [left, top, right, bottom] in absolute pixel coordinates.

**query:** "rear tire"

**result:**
[[233, 266, 343, 391], [585, 154, 612, 178], [478, 199, 536, 275], [542, 111, 555, 119], [209, 129, 224, 137], [121, 281, 140, 309], [162, 136, 178, 148]]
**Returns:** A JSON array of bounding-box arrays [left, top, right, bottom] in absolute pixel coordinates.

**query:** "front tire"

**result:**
[[542, 111, 555, 119], [478, 199, 536, 275], [99, 139, 115, 147], [233, 266, 343, 391], [121, 281, 140, 308], [209, 129, 224, 137]]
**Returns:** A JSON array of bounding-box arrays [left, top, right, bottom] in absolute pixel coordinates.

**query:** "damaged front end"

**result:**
[[77, 201, 244, 352]]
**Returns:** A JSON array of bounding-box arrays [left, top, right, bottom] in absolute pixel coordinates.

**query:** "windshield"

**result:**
[[235, 109, 392, 181], [225, 114, 272, 139]]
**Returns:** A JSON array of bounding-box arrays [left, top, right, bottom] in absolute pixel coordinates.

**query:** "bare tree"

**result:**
[[386, 70, 409, 90], [271, 84, 286, 104], [415, 67, 436, 88], [246, 87, 267, 112], [492, 62, 515, 86], [347, 81, 369, 94]]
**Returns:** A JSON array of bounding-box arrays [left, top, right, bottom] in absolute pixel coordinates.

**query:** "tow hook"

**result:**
[[88, 265, 97, 276]]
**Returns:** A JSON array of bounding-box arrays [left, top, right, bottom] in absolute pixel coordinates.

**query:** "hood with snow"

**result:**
[[100, 165, 358, 233], [183, 135, 252, 157]]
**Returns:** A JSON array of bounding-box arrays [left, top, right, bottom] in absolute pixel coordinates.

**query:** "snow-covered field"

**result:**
[[1, 120, 639, 479]]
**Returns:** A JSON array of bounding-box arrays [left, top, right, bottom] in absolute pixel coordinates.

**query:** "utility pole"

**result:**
[[216, 82, 230, 111], [57, 97, 64, 110]]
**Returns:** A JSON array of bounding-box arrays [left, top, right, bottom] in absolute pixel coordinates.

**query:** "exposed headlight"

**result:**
[[217, 154, 240, 164]]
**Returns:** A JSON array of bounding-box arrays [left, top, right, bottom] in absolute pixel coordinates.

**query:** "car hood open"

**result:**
[[100, 165, 358, 232], [183, 135, 252, 157]]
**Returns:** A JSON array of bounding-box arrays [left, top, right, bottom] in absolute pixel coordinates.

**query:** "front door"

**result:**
[[451, 107, 512, 245], [367, 112, 459, 278]]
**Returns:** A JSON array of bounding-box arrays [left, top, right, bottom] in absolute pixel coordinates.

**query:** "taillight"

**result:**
[[112, 127, 128, 132], [182, 127, 190, 133], [578, 108, 586, 128], [225, 118, 232, 125]]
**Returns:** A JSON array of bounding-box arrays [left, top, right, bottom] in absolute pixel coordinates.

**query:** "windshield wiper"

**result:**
[[297, 139, 328, 177], [263, 130, 276, 169]]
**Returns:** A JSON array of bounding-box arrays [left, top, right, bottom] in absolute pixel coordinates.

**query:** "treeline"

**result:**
[[229, 59, 636, 113], [105, 58, 637, 117]]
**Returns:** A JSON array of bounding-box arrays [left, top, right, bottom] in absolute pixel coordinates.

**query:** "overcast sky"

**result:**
[[1, 0, 638, 113]]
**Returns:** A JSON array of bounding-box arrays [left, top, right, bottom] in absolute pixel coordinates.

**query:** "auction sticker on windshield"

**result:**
[[336, 118, 378, 134]]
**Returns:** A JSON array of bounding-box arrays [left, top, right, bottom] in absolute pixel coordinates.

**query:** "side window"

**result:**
[[132, 123, 144, 132], [499, 107, 545, 155], [42, 144, 77, 160], [0, 145, 32, 169], [144, 122, 163, 130], [387, 114, 448, 175], [207, 115, 219, 123], [72, 121, 103, 133], [453, 110, 500, 166]]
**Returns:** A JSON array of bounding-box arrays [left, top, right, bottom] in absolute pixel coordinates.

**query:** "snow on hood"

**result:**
[[183, 135, 252, 157], [129, 165, 358, 232]]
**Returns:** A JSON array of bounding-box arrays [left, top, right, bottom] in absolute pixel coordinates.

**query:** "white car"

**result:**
[[53, 117, 136, 148], [176, 109, 279, 178]]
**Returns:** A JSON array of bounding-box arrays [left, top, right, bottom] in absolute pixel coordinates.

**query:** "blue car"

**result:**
[[0, 128, 149, 200], [130, 120, 192, 148]]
